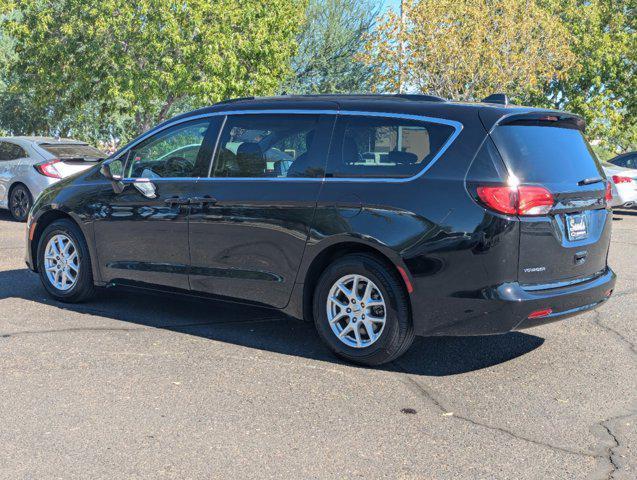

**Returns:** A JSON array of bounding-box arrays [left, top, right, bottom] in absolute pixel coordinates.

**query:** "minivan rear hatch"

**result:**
[[489, 113, 611, 286], [39, 142, 105, 176]]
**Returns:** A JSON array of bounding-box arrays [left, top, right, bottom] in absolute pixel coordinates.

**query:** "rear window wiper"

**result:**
[[578, 177, 604, 186]]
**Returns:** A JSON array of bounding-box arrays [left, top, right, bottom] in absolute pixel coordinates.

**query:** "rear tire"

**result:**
[[313, 254, 414, 366], [9, 184, 32, 222], [37, 219, 96, 303]]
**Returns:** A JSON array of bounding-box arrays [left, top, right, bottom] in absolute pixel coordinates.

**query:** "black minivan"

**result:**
[[25, 95, 616, 365]]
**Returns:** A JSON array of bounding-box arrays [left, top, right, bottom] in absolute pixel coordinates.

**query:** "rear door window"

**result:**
[[326, 115, 456, 178], [211, 113, 329, 178], [490, 125, 603, 185]]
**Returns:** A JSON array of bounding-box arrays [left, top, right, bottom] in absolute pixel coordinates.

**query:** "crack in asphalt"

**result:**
[[597, 412, 637, 480], [611, 287, 637, 299], [0, 326, 146, 338], [590, 311, 637, 479], [601, 421, 621, 480], [394, 364, 602, 460], [591, 310, 637, 356], [610, 241, 637, 247], [396, 309, 637, 479], [391, 312, 637, 474], [0, 317, 284, 339]]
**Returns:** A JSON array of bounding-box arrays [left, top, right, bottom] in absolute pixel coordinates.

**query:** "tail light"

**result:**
[[476, 185, 554, 216], [612, 175, 633, 184], [605, 182, 613, 202], [35, 159, 62, 179]]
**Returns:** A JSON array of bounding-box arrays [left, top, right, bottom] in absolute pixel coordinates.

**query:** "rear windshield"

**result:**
[[491, 125, 603, 184], [41, 143, 105, 160]]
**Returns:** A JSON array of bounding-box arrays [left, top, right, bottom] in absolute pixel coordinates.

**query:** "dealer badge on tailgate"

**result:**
[[566, 213, 589, 241]]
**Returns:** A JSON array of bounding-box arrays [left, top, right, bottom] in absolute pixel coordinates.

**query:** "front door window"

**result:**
[[126, 120, 212, 179]]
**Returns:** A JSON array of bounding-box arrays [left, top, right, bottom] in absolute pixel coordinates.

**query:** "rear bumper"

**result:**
[[611, 183, 637, 207], [513, 268, 615, 330], [415, 268, 616, 336]]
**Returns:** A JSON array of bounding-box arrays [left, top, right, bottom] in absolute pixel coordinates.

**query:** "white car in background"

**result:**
[[0, 137, 105, 221], [602, 152, 637, 209]]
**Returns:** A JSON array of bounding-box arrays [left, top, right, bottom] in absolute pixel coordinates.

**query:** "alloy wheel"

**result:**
[[44, 234, 80, 291], [326, 274, 387, 348], [10, 188, 30, 220]]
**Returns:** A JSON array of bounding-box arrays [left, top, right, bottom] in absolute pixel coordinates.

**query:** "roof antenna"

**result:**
[[482, 93, 509, 105]]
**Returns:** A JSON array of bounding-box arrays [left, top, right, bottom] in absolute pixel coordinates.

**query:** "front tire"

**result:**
[[37, 219, 96, 303], [9, 184, 32, 222], [313, 254, 414, 366]]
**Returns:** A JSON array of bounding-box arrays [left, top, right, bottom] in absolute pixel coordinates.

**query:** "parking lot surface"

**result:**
[[0, 210, 635, 479]]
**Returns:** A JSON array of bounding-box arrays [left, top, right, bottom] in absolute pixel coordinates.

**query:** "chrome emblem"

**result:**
[[524, 266, 547, 273]]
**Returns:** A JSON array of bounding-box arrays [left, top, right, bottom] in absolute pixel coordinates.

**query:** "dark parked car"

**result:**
[[25, 94, 616, 366]]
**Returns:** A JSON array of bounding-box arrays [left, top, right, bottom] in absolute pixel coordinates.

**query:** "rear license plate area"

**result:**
[[566, 213, 588, 241]]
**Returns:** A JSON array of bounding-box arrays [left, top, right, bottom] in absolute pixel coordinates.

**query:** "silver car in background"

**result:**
[[602, 151, 637, 209], [0, 136, 105, 221]]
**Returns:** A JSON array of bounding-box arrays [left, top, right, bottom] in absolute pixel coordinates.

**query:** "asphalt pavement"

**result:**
[[0, 209, 635, 479]]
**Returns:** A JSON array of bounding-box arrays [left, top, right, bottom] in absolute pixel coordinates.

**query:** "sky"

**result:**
[[383, 0, 401, 13]]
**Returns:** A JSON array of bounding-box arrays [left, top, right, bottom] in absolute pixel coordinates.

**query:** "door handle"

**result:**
[[188, 195, 218, 206], [164, 196, 190, 206]]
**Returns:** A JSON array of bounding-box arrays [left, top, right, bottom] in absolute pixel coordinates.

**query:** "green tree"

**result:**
[[536, 0, 636, 154], [362, 0, 574, 102], [286, 0, 379, 94], [0, 8, 17, 135], [0, 15, 13, 92], [3, 0, 306, 144]]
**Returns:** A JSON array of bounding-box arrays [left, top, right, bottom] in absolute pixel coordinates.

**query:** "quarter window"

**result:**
[[125, 119, 212, 178], [9, 143, 26, 159], [0, 142, 10, 161], [0, 142, 26, 160], [327, 115, 455, 178], [211, 114, 326, 178]]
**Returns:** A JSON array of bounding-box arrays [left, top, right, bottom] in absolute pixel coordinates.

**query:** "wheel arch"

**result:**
[[8, 180, 30, 196], [6, 181, 33, 221], [300, 239, 412, 324], [8, 181, 32, 204], [30, 209, 100, 283], [30, 210, 74, 269]]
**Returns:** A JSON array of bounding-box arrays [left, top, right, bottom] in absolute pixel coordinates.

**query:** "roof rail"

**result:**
[[394, 94, 447, 103], [482, 93, 509, 105], [215, 96, 255, 105]]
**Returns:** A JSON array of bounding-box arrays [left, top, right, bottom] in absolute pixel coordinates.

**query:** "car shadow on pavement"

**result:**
[[0, 267, 544, 377], [614, 208, 637, 217], [0, 210, 19, 222]]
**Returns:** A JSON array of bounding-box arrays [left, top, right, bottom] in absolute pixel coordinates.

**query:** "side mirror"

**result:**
[[100, 159, 126, 193], [100, 158, 124, 181]]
